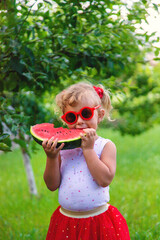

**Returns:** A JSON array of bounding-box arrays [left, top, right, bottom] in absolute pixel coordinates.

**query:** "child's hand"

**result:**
[[42, 137, 64, 159], [80, 128, 97, 151]]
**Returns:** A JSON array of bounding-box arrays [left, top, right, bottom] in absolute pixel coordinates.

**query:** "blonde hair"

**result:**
[[56, 82, 112, 120]]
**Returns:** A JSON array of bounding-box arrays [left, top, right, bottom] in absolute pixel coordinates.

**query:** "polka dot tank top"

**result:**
[[58, 137, 111, 211]]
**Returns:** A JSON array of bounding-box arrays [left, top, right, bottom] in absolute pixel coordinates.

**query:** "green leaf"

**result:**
[[154, 48, 160, 57], [14, 138, 28, 151], [153, 3, 159, 12], [22, 72, 33, 80], [24, 46, 35, 64], [9, 57, 24, 74], [44, 0, 52, 5], [0, 143, 12, 152], [0, 133, 10, 141]]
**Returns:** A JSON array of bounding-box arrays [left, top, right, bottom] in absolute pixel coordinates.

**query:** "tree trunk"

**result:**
[[21, 148, 38, 196]]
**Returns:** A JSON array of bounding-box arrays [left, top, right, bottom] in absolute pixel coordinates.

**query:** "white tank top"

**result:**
[[58, 137, 111, 211]]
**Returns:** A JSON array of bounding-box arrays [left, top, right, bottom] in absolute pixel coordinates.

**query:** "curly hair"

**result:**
[[56, 82, 112, 120]]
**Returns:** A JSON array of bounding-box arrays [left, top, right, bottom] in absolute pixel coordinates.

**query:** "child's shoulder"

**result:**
[[95, 137, 116, 161], [94, 136, 113, 153], [96, 136, 112, 145]]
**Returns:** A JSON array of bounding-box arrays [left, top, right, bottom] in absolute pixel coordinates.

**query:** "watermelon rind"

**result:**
[[30, 125, 82, 150]]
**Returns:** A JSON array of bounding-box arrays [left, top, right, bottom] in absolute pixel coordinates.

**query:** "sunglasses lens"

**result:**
[[81, 108, 92, 119], [65, 112, 76, 123]]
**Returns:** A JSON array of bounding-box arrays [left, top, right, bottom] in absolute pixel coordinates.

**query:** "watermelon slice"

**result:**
[[30, 123, 84, 150]]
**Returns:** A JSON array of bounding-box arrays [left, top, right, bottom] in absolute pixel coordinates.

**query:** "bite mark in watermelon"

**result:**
[[30, 123, 84, 150]]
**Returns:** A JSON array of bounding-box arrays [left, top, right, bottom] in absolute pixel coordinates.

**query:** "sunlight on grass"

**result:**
[[0, 126, 160, 239]]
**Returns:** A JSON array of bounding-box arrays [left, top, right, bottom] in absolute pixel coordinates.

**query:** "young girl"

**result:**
[[42, 82, 130, 240]]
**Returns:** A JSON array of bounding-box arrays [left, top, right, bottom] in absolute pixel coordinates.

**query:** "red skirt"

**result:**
[[46, 205, 130, 240]]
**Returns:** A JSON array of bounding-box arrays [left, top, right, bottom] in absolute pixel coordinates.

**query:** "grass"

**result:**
[[0, 125, 160, 239]]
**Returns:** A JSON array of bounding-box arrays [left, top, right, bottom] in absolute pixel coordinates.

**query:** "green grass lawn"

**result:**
[[0, 126, 160, 240]]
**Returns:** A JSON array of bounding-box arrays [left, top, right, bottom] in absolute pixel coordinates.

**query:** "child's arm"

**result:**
[[81, 129, 116, 187], [42, 137, 64, 191]]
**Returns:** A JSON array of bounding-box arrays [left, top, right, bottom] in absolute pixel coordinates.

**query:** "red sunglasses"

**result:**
[[61, 105, 101, 125]]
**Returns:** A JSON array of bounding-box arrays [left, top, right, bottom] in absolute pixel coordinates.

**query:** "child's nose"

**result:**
[[77, 114, 84, 124]]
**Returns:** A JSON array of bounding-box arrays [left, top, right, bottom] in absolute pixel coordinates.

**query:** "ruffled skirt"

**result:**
[[46, 205, 130, 240]]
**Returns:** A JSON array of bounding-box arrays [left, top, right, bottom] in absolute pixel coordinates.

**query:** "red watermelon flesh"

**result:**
[[30, 123, 84, 149]]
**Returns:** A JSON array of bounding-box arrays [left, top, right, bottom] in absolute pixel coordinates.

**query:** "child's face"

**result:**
[[64, 98, 104, 130]]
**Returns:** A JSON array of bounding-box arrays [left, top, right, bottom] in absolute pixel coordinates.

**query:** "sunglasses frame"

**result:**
[[61, 105, 101, 125]]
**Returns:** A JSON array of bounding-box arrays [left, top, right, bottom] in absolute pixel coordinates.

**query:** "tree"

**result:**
[[0, 90, 58, 194], [1, 0, 158, 96], [108, 63, 160, 135]]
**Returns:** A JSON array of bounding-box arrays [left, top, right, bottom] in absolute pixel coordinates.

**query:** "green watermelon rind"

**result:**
[[30, 126, 82, 150]]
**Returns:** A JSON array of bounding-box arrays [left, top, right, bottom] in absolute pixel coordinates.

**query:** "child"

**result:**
[[42, 82, 130, 240]]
